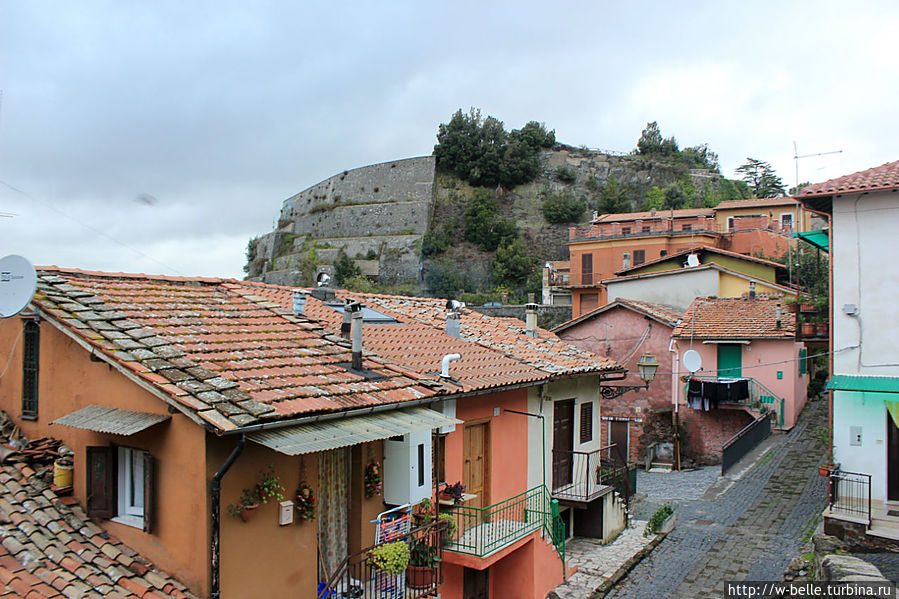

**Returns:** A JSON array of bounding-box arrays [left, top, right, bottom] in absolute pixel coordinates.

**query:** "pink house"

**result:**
[[554, 299, 683, 465], [671, 295, 809, 461]]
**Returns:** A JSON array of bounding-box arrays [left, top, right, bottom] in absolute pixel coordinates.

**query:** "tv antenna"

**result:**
[[793, 141, 842, 192], [0, 255, 37, 318]]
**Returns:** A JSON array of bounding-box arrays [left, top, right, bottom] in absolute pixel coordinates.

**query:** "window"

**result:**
[[781, 213, 793, 231], [681, 224, 692, 232], [642, 225, 651, 233], [633, 249, 646, 265], [727, 217, 735, 231], [22, 321, 39, 419], [581, 253, 593, 285], [580, 402, 593, 443], [86, 446, 154, 531], [622, 252, 631, 269], [621, 227, 631, 235], [660, 250, 668, 257]]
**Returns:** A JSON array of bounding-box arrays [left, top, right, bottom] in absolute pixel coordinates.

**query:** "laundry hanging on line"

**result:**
[[686, 378, 750, 410]]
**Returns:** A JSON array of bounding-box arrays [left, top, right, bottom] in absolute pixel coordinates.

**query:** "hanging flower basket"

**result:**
[[365, 461, 383, 498], [296, 483, 316, 521]]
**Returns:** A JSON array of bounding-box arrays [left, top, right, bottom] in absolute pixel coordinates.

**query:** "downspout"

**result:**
[[668, 338, 680, 471], [211, 434, 246, 599]]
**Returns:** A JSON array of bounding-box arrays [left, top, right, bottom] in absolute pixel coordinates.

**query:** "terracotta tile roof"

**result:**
[[671, 296, 795, 340], [615, 245, 786, 276], [800, 160, 899, 198], [554, 298, 683, 333], [33, 268, 439, 432], [592, 208, 713, 223], [713, 197, 799, 210], [236, 282, 621, 385], [0, 462, 196, 598], [604, 263, 800, 297]]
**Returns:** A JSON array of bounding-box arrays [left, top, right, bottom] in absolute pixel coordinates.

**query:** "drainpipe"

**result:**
[[211, 434, 246, 599], [668, 339, 680, 471]]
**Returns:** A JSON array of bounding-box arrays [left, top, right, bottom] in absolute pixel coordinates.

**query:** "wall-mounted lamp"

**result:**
[[600, 353, 659, 399]]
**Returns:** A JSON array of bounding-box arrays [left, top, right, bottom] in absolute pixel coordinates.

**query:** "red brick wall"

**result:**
[[680, 408, 754, 465]]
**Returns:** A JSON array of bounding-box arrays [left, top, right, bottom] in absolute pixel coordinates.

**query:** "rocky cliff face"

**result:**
[[245, 148, 717, 289]]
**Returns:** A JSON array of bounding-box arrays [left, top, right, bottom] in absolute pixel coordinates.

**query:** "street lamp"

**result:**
[[600, 352, 659, 399]]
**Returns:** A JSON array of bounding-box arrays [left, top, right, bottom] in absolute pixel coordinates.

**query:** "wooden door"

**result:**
[[463, 567, 489, 599], [717, 344, 743, 378], [609, 421, 628, 466], [463, 422, 489, 509], [581, 253, 593, 285], [888, 412, 899, 501], [552, 399, 575, 490]]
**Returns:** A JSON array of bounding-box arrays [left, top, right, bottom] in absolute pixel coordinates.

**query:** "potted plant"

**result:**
[[643, 503, 674, 536], [439, 481, 465, 503], [413, 497, 434, 527], [815, 425, 838, 476], [437, 513, 457, 546], [256, 465, 285, 504], [227, 487, 261, 521], [784, 298, 800, 314], [406, 539, 440, 589], [370, 541, 410, 597]]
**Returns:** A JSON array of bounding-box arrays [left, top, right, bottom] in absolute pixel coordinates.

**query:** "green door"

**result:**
[[717, 344, 742, 377]]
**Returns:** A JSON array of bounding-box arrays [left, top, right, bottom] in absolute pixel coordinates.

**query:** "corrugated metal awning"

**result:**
[[827, 375, 899, 393], [51, 405, 170, 435], [248, 407, 462, 456]]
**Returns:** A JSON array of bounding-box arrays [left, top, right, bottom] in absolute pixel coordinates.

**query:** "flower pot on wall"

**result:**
[[239, 503, 259, 522], [800, 323, 815, 336], [815, 322, 829, 337], [407, 566, 437, 589]]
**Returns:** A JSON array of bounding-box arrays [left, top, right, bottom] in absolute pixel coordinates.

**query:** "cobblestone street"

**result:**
[[607, 397, 828, 599]]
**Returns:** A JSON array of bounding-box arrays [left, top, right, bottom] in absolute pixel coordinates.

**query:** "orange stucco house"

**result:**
[[0, 268, 621, 599], [565, 198, 817, 317]]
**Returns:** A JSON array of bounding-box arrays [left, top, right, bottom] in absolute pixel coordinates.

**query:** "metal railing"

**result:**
[[551, 443, 633, 505], [442, 486, 565, 565], [828, 469, 872, 527], [317, 520, 443, 599], [684, 376, 785, 425], [721, 411, 771, 474]]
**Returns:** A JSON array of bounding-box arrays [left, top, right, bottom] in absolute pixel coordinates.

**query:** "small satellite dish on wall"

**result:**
[[0, 255, 37, 318], [683, 349, 702, 373], [685, 254, 700, 268]]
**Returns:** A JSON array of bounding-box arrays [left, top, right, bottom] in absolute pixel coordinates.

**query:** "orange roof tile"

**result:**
[[34, 269, 440, 432], [592, 208, 713, 222], [615, 245, 786, 276], [235, 282, 621, 387], [671, 296, 795, 340], [713, 197, 799, 210], [0, 461, 196, 598], [800, 160, 899, 198]]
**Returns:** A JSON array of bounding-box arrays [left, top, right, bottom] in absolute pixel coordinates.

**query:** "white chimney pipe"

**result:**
[[441, 353, 461, 378], [348, 302, 364, 370], [525, 293, 538, 337]]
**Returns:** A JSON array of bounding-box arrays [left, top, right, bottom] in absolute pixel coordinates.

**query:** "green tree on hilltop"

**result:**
[[736, 158, 786, 198]]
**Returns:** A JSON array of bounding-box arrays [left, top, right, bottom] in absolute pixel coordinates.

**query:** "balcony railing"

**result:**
[[441, 486, 565, 563], [828, 469, 872, 527], [317, 520, 443, 599], [551, 443, 632, 504]]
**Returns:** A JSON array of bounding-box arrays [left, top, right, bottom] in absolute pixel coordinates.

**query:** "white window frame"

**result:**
[[114, 446, 146, 528], [727, 216, 735, 231], [780, 213, 793, 230]]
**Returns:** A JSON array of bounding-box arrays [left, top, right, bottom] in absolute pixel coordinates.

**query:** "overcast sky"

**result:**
[[1, 1, 896, 279]]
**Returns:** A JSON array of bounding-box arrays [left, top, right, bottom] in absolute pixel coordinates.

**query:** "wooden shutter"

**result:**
[[86, 446, 116, 519], [799, 348, 808, 376], [633, 250, 645, 265], [580, 402, 594, 443], [142, 452, 155, 533]]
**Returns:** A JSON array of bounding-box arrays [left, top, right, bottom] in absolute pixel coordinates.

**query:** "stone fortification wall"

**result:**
[[250, 156, 435, 286]]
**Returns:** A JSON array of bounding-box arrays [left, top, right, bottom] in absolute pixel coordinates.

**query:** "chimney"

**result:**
[[311, 285, 336, 302], [441, 353, 461, 378], [446, 299, 462, 338], [776, 304, 782, 328], [525, 293, 538, 337], [340, 298, 352, 339], [292, 290, 306, 315], [749, 282, 756, 300], [348, 301, 364, 370]]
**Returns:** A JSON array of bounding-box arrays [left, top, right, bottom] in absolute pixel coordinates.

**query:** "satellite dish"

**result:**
[[0, 255, 37, 318], [683, 349, 702, 373], [685, 254, 700, 268]]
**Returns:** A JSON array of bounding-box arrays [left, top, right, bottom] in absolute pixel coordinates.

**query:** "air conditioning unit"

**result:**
[[383, 429, 432, 506]]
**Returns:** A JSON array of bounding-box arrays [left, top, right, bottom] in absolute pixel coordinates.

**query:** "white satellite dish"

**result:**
[[685, 254, 700, 268], [0, 255, 37, 318], [683, 349, 702, 373]]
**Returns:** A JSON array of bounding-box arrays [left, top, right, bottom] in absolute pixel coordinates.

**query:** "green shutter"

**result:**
[[799, 348, 807, 375], [717, 344, 742, 378]]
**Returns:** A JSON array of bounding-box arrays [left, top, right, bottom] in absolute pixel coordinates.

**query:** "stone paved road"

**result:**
[[607, 398, 828, 599]]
